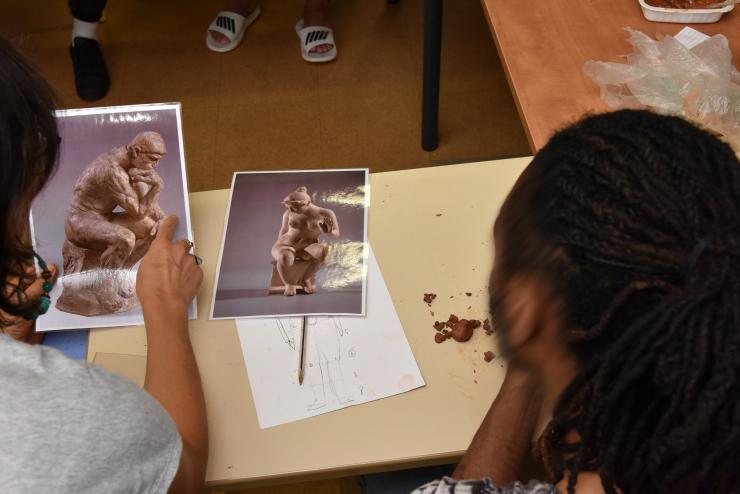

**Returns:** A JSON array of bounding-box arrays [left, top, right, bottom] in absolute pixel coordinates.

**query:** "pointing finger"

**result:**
[[154, 215, 179, 245]]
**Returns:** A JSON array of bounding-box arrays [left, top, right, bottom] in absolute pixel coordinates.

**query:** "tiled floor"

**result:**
[[2, 1, 528, 492], [2, 0, 529, 193]]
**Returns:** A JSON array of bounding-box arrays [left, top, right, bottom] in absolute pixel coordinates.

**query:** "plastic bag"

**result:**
[[583, 28, 740, 149]]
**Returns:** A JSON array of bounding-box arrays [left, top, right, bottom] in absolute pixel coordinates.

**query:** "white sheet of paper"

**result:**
[[236, 247, 425, 429], [674, 27, 710, 50]]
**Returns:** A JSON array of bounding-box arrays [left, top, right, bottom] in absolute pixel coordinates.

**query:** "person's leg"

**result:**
[[303, 0, 332, 54], [301, 243, 328, 293], [273, 248, 299, 296], [208, 0, 260, 47], [68, 0, 110, 101], [69, 0, 107, 24], [66, 212, 136, 269]]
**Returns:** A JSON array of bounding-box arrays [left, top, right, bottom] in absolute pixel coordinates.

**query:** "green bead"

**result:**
[[38, 295, 51, 314], [43, 282, 53, 292]]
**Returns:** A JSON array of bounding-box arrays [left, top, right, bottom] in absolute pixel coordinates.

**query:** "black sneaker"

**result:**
[[69, 37, 110, 101]]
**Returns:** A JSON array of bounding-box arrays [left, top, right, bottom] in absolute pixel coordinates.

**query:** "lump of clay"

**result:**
[[484, 351, 495, 362], [483, 318, 493, 335], [434, 332, 446, 344], [423, 293, 437, 304], [433, 321, 446, 331], [451, 320, 474, 342]]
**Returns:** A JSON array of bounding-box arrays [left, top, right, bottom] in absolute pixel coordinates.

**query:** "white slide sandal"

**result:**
[[295, 19, 337, 63], [206, 8, 261, 53]]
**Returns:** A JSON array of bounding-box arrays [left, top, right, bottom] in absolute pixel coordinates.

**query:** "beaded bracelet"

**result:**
[[15, 252, 52, 320]]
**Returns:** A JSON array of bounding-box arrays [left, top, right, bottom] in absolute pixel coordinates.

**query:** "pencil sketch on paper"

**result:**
[[237, 247, 425, 429], [275, 317, 359, 411]]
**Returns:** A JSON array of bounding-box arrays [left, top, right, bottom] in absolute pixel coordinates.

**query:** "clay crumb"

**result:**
[[434, 332, 446, 344], [435, 213, 442, 217], [484, 351, 495, 362], [474, 379, 478, 384], [465, 292, 472, 296], [423, 293, 437, 305], [430, 311, 435, 317], [483, 319, 491, 331], [433, 321, 446, 331]]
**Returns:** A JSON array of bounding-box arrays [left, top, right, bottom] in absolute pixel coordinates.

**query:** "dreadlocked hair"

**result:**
[[499, 110, 740, 493]]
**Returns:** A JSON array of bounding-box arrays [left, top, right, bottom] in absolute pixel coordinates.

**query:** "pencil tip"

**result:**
[[298, 370, 304, 385]]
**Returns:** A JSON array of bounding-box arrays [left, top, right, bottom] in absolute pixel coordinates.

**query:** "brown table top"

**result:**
[[481, 0, 740, 151]]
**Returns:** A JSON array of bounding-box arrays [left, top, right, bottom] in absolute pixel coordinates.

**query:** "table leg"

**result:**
[[421, 0, 443, 151]]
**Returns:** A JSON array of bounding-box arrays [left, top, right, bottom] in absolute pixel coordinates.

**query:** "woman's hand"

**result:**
[[137, 215, 202, 314], [1, 263, 58, 343]]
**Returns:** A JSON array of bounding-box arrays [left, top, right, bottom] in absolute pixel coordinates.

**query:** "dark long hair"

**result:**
[[0, 37, 60, 320], [498, 110, 740, 493]]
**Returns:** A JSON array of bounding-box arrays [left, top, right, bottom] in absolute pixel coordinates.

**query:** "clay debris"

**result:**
[[423, 293, 437, 305], [433, 314, 482, 343], [484, 351, 495, 362]]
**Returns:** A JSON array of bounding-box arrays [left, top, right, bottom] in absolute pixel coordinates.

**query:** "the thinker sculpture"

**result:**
[[270, 186, 340, 296], [56, 131, 167, 316]]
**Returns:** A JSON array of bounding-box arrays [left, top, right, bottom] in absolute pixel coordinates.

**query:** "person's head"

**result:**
[[0, 37, 60, 321], [126, 131, 166, 170], [490, 110, 740, 493], [282, 186, 311, 213]]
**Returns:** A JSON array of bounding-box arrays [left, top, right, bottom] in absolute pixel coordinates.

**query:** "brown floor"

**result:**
[[2, 1, 526, 492], [2, 0, 529, 193]]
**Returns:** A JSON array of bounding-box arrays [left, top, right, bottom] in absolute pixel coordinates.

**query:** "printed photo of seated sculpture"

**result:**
[[212, 169, 368, 320], [30, 104, 196, 331], [57, 131, 167, 316]]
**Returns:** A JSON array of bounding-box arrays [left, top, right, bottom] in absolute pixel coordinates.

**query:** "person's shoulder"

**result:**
[[412, 476, 558, 494], [0, 335, 156, 419], [0, 336, 181, 493]]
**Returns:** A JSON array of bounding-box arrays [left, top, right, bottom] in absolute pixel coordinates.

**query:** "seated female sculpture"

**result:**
[[270, 187, 339, 296]]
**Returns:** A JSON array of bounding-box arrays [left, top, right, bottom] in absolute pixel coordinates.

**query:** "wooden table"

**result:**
[[480, 0, 739, 151], [87, 158, 531, 489]]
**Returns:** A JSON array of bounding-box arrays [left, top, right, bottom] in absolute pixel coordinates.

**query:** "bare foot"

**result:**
[[284, 284, 297, 296], [303, 279, 316, 294], [209, 0, 260, 46], [303, 0, 333, 55]]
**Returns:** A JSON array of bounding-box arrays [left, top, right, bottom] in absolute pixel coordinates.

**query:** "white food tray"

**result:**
[[638, 0, 734, 23]]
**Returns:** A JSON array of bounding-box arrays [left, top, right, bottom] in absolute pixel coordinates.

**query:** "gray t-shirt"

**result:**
[[0, 334, 182, 493]]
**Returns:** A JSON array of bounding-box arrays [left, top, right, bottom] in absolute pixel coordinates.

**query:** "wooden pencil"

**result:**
[[298, 316, 307, 385]]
